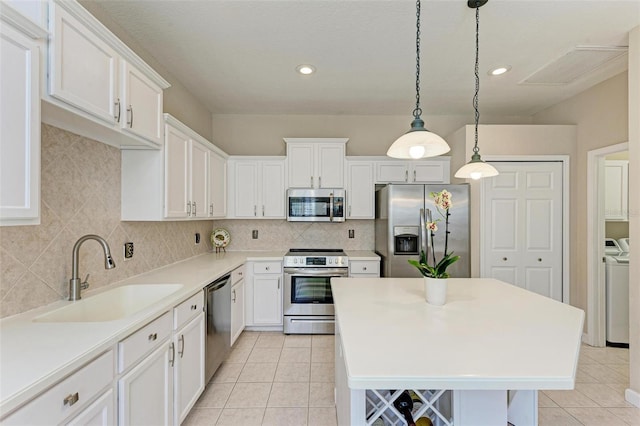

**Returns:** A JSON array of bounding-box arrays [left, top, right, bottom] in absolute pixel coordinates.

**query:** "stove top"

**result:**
[[284, 248, 348, 267]]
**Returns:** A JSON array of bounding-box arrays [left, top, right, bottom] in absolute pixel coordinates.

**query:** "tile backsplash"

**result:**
[[0, 125, 214, 319]]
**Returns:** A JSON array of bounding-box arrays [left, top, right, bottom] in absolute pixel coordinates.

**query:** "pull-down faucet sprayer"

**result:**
[[69, 234, 116, 301]]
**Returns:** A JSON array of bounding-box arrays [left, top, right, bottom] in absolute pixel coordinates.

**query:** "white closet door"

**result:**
[[481, 162, 564, 302]]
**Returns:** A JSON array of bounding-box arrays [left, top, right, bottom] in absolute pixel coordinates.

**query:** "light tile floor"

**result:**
[[185, 333, 639, 426]]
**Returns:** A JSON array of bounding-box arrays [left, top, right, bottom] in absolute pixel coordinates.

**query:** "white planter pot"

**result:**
[[424, 277, 447, 306]]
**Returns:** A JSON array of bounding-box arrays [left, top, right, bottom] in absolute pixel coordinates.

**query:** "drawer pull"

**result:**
[[64, 392, 79, 406], [265, 266, 270, 271], [169, 342, 175, 367], [362, 266, 367, 271], [190, 304, 198, 310], [148, 333, 158, 341]]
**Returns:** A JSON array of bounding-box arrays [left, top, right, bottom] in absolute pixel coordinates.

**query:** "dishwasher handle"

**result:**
[[206, 274, 231, 292]]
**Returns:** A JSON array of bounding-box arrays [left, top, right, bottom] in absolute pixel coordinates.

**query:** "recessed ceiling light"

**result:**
[[296, 64, 316, 75], [488, 66, 511, 76]]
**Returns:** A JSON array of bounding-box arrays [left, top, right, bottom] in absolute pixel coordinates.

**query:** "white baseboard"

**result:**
[[626, 388, 640, 408]]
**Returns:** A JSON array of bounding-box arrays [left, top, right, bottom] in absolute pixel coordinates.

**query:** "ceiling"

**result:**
[[90, 0, 639, 117]]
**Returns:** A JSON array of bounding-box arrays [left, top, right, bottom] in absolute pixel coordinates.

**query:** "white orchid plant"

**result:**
[[408, 189, 460, 279]]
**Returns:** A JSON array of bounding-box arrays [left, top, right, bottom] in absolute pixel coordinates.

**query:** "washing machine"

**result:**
[[605, 238, 629, 346]]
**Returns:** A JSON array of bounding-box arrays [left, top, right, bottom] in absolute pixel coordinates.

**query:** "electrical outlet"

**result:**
[[348, 229, 355, 239], [124, 242, 134, 259], [195, 233, 201, 244], [252, 230, 259, 239]]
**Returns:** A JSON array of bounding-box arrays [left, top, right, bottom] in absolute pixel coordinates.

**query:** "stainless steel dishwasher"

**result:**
[[205, 273, 231, 383]]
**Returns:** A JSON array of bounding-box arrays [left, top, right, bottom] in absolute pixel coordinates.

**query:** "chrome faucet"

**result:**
[[69, 234, 116, 301]]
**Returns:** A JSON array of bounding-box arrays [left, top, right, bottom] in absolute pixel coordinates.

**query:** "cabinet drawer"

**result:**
[[4, 350, 114, 425], [252, 261, 282, 274], [118, 312, 171, 373], [174, 291, 204, 330], [231, 265, 245, 285], [349, 260, 380, 276]]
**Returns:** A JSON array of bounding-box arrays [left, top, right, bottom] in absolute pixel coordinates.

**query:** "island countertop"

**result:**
[[331, 277, 584, 391]]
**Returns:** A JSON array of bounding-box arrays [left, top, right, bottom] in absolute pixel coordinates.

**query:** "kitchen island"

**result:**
[[331, 277, 584, 426]]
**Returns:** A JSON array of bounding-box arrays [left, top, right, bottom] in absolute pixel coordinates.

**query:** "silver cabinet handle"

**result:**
[[178, 335, 184, 358], [187, 201, 192, 216], [503, 257, 508, 261], [169, 342, 175, 367], [115, 98, 121, 122], [64, 392, 79, 406], [148, 333, 157, 341], [277, 278, 280, 289], [363, 266, 367, 271], [538, 258, 542, 262], [191, 304, 198, 310], [254, 205, 257, 216], [210, 203, 213, 215], [126, 105, 133, 128], [193, 201, 197, 216], [405, 170, 408, 182], [238, 271, 243, 276], [319, 176, 322, 188], [265, 266, 270, 271], [262, 205, 265, 216], [413, 170, 417, 182], [232, 289, 236, 302], [311, 176, 314, 188]]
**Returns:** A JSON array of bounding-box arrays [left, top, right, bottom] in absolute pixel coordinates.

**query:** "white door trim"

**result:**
[[481, 155, 570, 305], [585, 142, 629, 347]]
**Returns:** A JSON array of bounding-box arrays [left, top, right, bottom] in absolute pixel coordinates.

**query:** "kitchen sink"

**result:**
[[33, 284, 184, 322]]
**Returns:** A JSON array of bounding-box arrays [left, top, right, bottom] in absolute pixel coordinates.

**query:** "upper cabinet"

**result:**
[[227, 158, 286, 219], [604, 160, 629, 221], [0, 4, 48, 226], [375, 157, 450, 184], [121, 114, 228, 221], [284, 138, 347, 189], [345, 159, 374, 219], [43, 0, 169, 149]]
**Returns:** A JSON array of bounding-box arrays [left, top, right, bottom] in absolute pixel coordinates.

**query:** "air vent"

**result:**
[[521, 46, 627, 85]]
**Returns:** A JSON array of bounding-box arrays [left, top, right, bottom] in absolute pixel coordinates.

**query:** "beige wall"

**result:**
[[210, 114, 533, 157], [79, 1, 214, 141], [0, 125, 215, 319]]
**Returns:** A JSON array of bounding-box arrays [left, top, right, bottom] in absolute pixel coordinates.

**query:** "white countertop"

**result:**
[[0, 250, 284, 416], [332, 277, 584, 390], [345, 251, 380, 261]]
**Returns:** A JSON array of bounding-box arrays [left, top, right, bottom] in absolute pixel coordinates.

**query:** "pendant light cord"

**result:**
[[473, 0, 480, 154], [413, 0, 422, 120]]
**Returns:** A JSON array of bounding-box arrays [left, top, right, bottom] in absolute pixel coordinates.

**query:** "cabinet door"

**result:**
[[234, 161, 259, 217], [231, 280, 245, 345], [412, 161, 446, 183], [49, 4, 118, 125], [175, 314, 205, 425], [253, 275, 282, 325], [66, 389, 115, 426], [346, 162, 374, 219], [121, 61, 163, 147], [118, 342, 174, 426], [189, 141, 209, 218], [287, 143, 315, 188], [604, 160, 628, 221], [209, 150, 227, 218], [376, 162, 409, 183], [0, 23, 40, 224], [164, 125, 189, 218], [317, 144, 344, 188], [261, 161, 286, 218]]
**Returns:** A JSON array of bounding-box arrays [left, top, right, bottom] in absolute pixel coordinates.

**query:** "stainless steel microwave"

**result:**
[[287, 188, 346, 222]]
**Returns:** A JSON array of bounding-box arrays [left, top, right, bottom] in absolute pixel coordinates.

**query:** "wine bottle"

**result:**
[[415, 417, 433, 426], [393, 390, 416, 426]]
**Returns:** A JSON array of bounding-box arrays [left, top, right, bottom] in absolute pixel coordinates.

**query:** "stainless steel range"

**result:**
[[283, 249, 348, 334]]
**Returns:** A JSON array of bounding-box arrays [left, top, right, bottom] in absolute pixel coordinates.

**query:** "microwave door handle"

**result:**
[[329, 192, 334, 222]]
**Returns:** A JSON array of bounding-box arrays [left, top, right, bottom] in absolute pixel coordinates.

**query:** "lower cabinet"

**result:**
[[118, 342, 174, 426], [230, 266, 246, 345], [245, 260, 283, 328], [174, 313, 205, 424], [349, 259, 381, 278], [66, 389, 115, 426]]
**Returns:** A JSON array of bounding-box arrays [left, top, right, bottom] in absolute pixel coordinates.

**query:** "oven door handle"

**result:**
[[290, 319, 335, 324], [284, 268, 349, 276]]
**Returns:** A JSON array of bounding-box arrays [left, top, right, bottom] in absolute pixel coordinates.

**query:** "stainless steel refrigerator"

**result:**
[[375, 184, 470, 278]]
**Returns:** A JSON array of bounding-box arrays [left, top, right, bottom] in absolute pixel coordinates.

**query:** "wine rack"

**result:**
[[365, 389, 453, 426]]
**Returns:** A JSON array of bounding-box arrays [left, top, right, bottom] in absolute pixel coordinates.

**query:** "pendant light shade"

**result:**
[[455, 0, 499, 180], [387, 0, 450, 159]]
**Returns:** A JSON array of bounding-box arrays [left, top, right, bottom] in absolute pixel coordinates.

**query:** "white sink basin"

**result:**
[[34, 284, 184, 322]]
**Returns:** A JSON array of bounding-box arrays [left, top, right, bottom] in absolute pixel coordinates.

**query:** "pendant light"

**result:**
[[454, 0, 499, 180], [387, 0, 450, 159]]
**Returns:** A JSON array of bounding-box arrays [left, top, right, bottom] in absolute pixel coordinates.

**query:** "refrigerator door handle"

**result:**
[[420, 208, 427, 256]]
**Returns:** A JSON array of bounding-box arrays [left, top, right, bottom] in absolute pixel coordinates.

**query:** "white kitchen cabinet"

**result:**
[[173, 314, 205, 425], [345, 159, 374, 219], [375, 158, 450, 184], [43, 0, 170, 149], [66, 389, 115, 426], [284, 138, 347, 188], [0, 6, 46, 226], [3, 350, 115, 425], [118, 341, 174, 426], [604, 160, 629, 221], [228, 157, 286, 219], [349, 259, 381, 278], [245, 260, 283, 328], [230, 266, 246, 345], [121, 114, 228, 220], [209, 149, 227, 218]]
